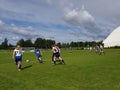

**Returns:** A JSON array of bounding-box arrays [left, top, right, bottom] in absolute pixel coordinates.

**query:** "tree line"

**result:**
[[0, 38, 103, 50]]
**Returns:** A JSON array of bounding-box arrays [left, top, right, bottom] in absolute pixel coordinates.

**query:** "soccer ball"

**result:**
[[26, 60, 29, 62]]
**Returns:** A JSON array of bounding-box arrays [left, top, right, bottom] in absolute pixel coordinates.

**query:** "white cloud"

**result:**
[[64, 7, 95, 27], [0, 21, 41, 40], [63, 7, 104, 40], [0, 36, 3, 41], [0, 20, 4, 26], [12, 36, 20, 41], [9, 24, 40, 39], [46, 0, 52, 5], [0, 0, 120, 43]]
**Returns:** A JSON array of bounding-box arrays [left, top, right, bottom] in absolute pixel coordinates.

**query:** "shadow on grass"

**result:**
[[52, 60, 66, 65], [56, 62, 66, 65], [21, 65, 32, 70]]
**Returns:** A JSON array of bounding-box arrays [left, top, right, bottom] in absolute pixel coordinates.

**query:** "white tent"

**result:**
[[103, 26, 120, 47]]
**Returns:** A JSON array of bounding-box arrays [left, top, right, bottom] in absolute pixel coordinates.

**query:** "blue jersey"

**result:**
[[34, 49, 41, 58]]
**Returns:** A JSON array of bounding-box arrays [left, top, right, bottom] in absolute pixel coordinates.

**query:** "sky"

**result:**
[[0, 0, 120, 44]]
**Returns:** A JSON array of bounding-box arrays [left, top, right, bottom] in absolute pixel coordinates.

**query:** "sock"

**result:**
[[38, 60, 40, 62], [18, 64, 21, 69], [54, 61, 56, 65], [40, 60, 43, 63], [62, 60, 65, 63], [20, 64, 22, 69]]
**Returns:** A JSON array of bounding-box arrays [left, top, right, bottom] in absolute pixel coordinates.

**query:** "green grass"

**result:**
[[0, 49, 120, 90]]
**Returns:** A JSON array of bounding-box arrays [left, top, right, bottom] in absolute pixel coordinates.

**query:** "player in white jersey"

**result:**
[[52, 44, 65, 65], [12, 45, 22, 71], [99, 44, 104, 55], [95, 45, 99, 53]]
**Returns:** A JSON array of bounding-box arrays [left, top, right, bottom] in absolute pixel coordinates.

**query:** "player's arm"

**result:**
[[52, 47, 55, 52]]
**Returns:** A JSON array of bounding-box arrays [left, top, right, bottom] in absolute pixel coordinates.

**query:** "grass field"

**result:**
[[0, 49, 120, 90]]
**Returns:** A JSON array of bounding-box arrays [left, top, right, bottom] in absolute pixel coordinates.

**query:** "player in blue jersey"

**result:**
[[34, 47, 43, 63], [52, 44, 65, 65], [12, 45, 22, 71]]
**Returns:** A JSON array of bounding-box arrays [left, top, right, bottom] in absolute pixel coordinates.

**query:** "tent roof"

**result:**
[[103, 26, 120, 47]]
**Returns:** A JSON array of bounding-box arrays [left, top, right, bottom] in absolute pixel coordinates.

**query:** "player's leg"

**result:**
[[15, 59, 18, 65], [100, 49, 103, 55], [38, 57, 43, 63], [99, 49, 101, 55], [37, 55, 41, 62], [101, 50, 104, 55], [53, 56, 56, 65], [18, 61, 22, 71], [59, 57, 65, 64]]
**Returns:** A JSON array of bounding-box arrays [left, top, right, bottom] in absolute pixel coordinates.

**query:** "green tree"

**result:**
[[17, 39, 25, 47], [57, 42, 62, 48], [46, 40, 55, 49], [34, 38, 55, 49], [34, 38, 45, 48], [24, 39, 33, 47], [0, 38, 8, 49]]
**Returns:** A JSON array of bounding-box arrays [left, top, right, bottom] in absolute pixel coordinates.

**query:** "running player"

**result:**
[[95, 45, 99, 53], [52, 44, 65, 65], [34, 47, 43, 63], [12, 45, 22, 71], [99, 44, 104, 55]]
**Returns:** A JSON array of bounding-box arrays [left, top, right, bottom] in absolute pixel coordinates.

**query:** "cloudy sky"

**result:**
[[0, 0, 120, 44]]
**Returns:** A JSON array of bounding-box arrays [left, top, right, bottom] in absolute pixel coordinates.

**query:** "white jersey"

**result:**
[[14, 49, 22, 56], [52, 47, 58, 53], [100, 45, 103, 50], [52, 46, 61, 53]]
